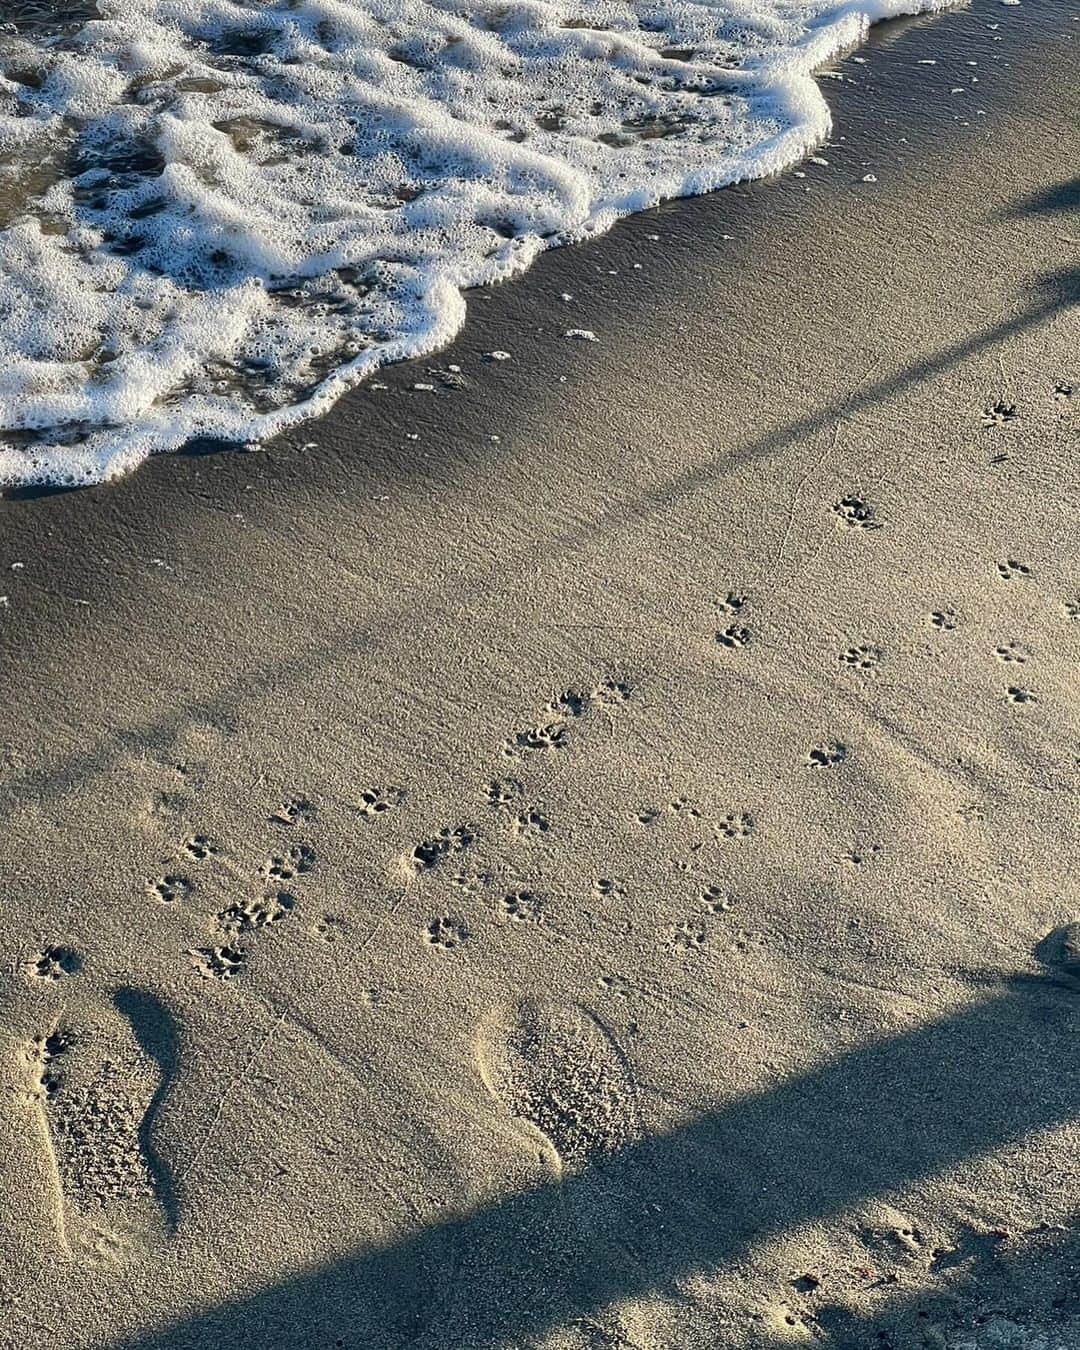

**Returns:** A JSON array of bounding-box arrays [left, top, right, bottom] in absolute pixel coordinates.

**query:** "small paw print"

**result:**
[[981, 400, 1018, 428], [994, 642, 1029, 664], [191, 945, 245, 980], [148, 874, 191, 904], [509, 723, 569, 753], [930, 609, 958, 630], [594, 877, 626, 898], [670, 921, 707, 953], [807, 741, 848, 769], [1064, 598, 1080, 620], [549, 689, 590, 718], [262, 844, 316, 880], [513, 809, 551, 837], [1006, 686, 1037, 704], [718, 811, 754, 839], [218, 891, 295, 935], [717, 591, 747, 614], [183, 834, 220, 861], [598, 973, 630, 997], [499, 890, 543, 923], [270, 796, 316, 825], [841, 844, 880, 867], [24, 947, 81, 981], [484, 778, 523, 811], [670, 795, 702, 819], [701, 885, 734, 913], [412, 826, 475, 871], [716, 625, 751, 650], [594, 675, 631, 706], [996, 559, 1032, 581], [356, 786, 403, 818], [311, 913, 346, 943], [451, 869, 493, 896], [1053, 382, 1073, 401], [833, 497, 882, 530], [840, 645, 882, 670], [425, 915, 468, 949]]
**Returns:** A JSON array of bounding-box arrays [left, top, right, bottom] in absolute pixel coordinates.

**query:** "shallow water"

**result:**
[[0, 0, 950, 486]]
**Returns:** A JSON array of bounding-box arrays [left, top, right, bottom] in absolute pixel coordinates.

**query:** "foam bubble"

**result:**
[[0, 0, 951, 485]]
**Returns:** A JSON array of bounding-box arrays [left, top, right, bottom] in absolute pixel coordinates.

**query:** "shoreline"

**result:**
[[1, 2, 1078, 1348], [0, 0, 1017, 490]]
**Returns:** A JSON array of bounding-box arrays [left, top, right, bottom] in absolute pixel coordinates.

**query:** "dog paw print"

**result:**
[[1053, 382, 1074, 401], [717, 591, 747, 615], [833, 497, 882, 530], [981, 400, 1018, 428], [929, 609, 958, 630], [270, 796, 316, 826], [148, 874, 191, 905], [183, 834, 220, 861], [841, 844, 881, 867], [807, 741, 848, 769], [262, 844, 316, 881], [356, 786, 404, 819], [499, 890, 543, 923], [701, 885, 734, 913], [412, 825, 475, 872], [484, 778, 523, 811], [669, 796, 703, 820], [451, 869, 493, 897], [840, 645, 882, 670], [716, 624, 751, 650], [424, 915, 468, 950], [1006, 686, 1037, 704], [513, 809, 551, 838], [598, 973, 631, 997], [1064, 598, 1080, 620], [594, 877, 626, 899], [24, 947, 81, 982], [218, 891, 296, 936], [718, 811, 754, 839], [593, 676, 631, 706], [549, 688, 590, 718], [996, 559, 1032, 581], [190, 945, 245, 980], [508, 722, 569, 754], [994, 642, 1029, 664], [635, 806, 663, 826], [311, 913, 346, 943], [670, 920, 707, 954]]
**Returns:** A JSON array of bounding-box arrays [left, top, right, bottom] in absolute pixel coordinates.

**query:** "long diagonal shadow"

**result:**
[[111, 967, 1080, 1349], [3, 266, 1076, 833]]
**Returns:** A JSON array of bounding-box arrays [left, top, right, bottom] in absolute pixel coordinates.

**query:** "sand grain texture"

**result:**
[[0, 1, 1078, 1347]]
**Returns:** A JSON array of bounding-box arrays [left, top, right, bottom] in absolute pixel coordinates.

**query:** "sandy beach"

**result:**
[[0, 0, 1078, 1346]]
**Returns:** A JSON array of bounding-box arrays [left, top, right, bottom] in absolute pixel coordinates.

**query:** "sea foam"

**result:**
[[0, 0, 950, 485]]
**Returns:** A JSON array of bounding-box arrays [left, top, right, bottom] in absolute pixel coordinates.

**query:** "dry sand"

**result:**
[[0, 1, 1078, 1347]]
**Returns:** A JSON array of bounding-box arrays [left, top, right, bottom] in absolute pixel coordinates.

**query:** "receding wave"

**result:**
[[0, 0, 950, 485]]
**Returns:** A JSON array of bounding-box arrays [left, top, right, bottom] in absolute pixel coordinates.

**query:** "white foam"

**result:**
[[0, 0, 952, 486]]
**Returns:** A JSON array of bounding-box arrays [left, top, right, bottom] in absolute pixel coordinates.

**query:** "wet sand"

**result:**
[[0, 1, 1078, 1347]]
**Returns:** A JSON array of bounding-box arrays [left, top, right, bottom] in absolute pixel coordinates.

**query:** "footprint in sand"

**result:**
[[476, 999, 639, 1177], [26, 989, 179, 1262]]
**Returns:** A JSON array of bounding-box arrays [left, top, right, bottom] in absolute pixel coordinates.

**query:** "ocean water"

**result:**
[[0, 0, 950, 486]]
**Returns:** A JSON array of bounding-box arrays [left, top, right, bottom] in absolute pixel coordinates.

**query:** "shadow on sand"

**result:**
[[0, 260, 1076, 831], [109, 960, 1080, 1349]]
